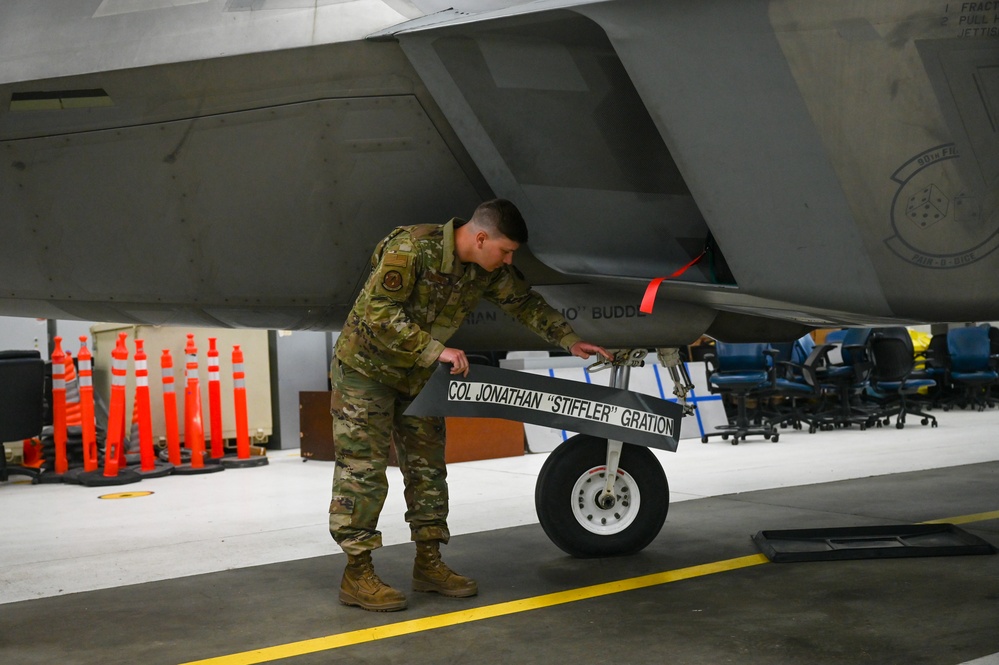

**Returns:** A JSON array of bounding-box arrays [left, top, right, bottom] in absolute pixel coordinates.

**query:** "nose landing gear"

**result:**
[[535, 348, 693, 557]]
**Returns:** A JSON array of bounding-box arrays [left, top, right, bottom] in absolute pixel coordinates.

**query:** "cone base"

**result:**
[[220, 456, 269, 469], [36, 471, 69, 484], [61, 467, 97, 485], [77, 468, 143, 487], [172, 463, 225, 476], [133, 463, 175, 479]]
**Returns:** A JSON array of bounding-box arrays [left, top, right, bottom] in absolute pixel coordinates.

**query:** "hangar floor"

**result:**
[[2, 407, 998, 665]]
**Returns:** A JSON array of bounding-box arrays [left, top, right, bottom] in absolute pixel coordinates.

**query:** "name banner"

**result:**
[[405, 364, 682, 452]]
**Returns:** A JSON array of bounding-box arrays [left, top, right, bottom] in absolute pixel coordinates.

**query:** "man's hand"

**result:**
[[438, 347, 470, 376], [570, 341, 612, 361]]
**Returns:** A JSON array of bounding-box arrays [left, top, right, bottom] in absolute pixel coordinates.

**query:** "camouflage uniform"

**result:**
[[329, 218, 581, 556]]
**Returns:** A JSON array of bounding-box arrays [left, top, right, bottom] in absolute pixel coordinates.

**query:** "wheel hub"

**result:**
[[595, 490, 616, 510], [571, 466, 641, 535]]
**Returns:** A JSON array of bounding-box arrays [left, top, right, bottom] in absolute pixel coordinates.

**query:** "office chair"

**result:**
[[920, 332, 952, 407], [945, 326, 998, 411], [865, 328, 937, 429], [702, 342, 777, 444], [806, 328, 876, 429], [0, 350, 46, 482], [767, 335, 821, 432], [990, 326, 999, 402]]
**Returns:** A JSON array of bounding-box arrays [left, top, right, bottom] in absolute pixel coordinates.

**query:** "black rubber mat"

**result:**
[[752, 524, 997, 562]]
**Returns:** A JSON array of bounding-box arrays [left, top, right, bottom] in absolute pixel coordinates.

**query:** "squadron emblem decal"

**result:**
[[884, 143, 999, 268], [382, 270, 403, 291]]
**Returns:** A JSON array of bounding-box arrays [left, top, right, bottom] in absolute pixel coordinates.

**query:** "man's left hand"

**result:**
[[570, 341, 612, 360]]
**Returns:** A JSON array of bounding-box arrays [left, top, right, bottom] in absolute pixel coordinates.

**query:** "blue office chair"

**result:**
[[865, 328, 937, 429], [945, 326, 998, 411], [702, 342, 777, 444], [0, 350, 46, 482]]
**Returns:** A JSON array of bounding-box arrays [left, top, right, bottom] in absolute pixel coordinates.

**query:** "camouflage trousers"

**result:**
[[328, 358, 449, 556]]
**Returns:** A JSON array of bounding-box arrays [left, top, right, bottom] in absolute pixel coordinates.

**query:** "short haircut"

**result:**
[[471, 198, 528, 244]]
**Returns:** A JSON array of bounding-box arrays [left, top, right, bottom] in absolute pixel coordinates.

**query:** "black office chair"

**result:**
[[767, 335, 822, 433], [805, 328, 876, 429], [865, 328, 937, 429], [0, 350, 46, 482], [921, 332, 952, 407]]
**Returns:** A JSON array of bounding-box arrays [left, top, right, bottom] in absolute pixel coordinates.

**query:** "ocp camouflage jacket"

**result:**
[[334, 219, 582, 395]]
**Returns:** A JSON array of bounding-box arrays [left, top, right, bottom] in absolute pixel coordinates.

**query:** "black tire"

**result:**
[[535, 434, 669, 558]]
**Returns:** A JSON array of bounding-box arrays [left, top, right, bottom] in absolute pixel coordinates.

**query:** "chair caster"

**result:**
[[931, 421, 938, 428], [701, 436, 708, 443], [770, 433, 779, 443], [896, 421, 904, 429]]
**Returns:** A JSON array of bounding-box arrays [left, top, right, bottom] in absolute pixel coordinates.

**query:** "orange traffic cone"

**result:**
[[77, 337, 98, 474], [174, 334, 223, 476], [221, 344, 267, 469], [78, 332, 141, 487], [63, 349, 82, 429], [59, 343, 89, 484], [131, 339, 172, 478], [160, 350, 183, 466], [37, 337, 70, 483], [207, 338, 224, 461]]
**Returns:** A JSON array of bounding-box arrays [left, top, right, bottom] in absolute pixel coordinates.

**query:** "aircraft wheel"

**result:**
[[535, 435, 668, 558]]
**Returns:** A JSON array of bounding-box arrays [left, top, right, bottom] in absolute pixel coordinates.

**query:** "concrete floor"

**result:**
[[2, 408, 998, 665]]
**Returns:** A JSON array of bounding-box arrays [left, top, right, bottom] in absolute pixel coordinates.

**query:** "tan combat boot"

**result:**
[[412, 541, 478, 597], [339, 552, 408, 612]]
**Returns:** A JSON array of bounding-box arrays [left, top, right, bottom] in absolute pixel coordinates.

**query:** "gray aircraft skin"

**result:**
[[1, 0, 997, 350]]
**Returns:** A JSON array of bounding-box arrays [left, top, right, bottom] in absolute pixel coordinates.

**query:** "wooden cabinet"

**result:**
[[299, 391, 524, 464]]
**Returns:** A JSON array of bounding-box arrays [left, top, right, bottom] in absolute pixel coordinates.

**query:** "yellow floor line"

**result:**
[[921, 510, 999, 525], [180, 509, 998, 665], [180, 554, 769, 665]]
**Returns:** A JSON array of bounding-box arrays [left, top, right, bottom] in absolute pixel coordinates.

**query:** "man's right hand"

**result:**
[[438, 347, 470, 377]]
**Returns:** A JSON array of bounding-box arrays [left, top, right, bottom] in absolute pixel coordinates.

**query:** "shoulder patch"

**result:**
[[383, 252, 409, 268], [382, 270, 404, 292]]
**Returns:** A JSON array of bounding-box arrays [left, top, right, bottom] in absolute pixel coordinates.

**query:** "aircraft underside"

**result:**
[[0, 0, 996, 348]]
